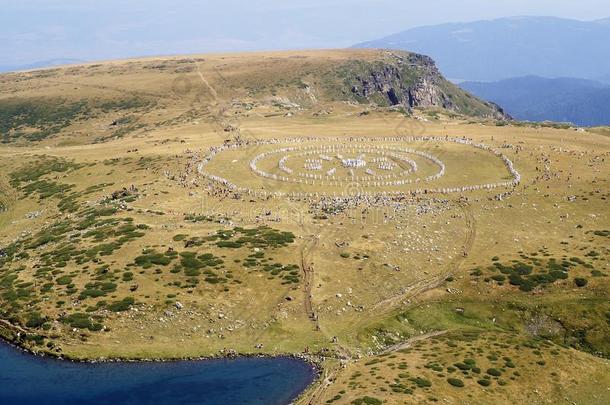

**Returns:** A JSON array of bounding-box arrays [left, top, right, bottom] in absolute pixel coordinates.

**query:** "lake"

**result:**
[[0, 343, 316, 404]]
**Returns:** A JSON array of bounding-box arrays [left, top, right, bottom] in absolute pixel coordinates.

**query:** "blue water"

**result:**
[[0, 343, 316, 405]]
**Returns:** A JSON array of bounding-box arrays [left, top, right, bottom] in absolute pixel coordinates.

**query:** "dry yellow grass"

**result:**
[[0, 50, 609, 404]]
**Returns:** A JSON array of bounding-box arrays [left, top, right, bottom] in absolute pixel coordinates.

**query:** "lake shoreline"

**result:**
[[0, 338, 320, 405], [0, 318, 323, 404], [0, 328, 322, 368], [0, 316, 318, 364]]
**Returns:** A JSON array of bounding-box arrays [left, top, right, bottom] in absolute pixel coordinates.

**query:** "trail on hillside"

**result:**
[[341, 200, 477, 334], [374, 201, 475, 310], [300, 202, 477, 405], [300, 234, 320, 330], [379, 330, 448, 354], [300, 330, 449, 405]]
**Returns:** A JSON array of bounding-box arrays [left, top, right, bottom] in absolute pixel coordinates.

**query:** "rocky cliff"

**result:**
[[336, 51, 509, 119]]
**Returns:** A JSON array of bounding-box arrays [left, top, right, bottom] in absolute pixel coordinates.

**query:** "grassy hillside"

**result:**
[[0, 50, 504, 145], [0, 50, 608, 405]]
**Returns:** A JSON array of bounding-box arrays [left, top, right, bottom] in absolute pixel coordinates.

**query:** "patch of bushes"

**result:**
[[134, 250, 174, 268], [184, 214, 213, 223], [107, 297, 135, 312], [574, 277, 588, 287], [25, 312, 46, 328], [213, 226, 296, 250], [0, 98, 89, 143], [56, 275, 72, 285], [96, 97, 152, 113], [351, 397, 382, 405], [10, 157, 84, 186], [486, 368, 502, 377], [261, 263, 300, 284], [447, 378, 464, 387], [410, 377, 432, 388], [62, 312, 103, 331], [478, 256, 580, 291], [78, 281, 117, 300]]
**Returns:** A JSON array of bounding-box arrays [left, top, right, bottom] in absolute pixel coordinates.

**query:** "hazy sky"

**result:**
[[1, 0, 609, 66]]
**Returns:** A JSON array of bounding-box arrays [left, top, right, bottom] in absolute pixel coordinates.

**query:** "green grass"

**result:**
[[62, 312, 103, 331], [473, 256, 587, 292], [0, 96, 155, 143], [107, 297, 135, 312], [0, 98, 89, 143]]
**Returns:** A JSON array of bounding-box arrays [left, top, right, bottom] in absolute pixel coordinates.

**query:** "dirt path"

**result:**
[[0, 319, 29, 336], [301, 234, 320, 329], [377, 201, 474, 311], [299, 202, 476, 404], [379, 330, 448, 354], [301, 360, 344, 405], [300, 330, 449, 405], [343, 200, 477, 333]]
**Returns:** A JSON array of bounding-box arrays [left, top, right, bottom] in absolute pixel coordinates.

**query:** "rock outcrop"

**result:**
[[342, 51, 509, 119]]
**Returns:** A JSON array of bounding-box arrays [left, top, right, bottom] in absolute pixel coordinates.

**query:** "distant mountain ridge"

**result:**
[[353, 16, 610, 82], [0, 59, 85, 73], [460, 76, 610, 126]]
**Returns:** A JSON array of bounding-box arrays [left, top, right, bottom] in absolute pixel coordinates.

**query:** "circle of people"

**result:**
[[255, 144, 428, 185], [197, 135, 521, 199]]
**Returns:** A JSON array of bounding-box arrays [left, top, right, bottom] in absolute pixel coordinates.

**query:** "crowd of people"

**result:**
[[194, 135, 521, 202]]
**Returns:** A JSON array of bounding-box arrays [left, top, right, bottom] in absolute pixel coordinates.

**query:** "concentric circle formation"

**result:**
[[250, 144, 444, 186], [198, 136, 520, 198]]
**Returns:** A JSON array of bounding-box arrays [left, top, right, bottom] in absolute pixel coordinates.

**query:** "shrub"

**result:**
[[477, 379, 491, 387], [63, 312, 103, 331], [185, 268, 201, 277], [134, 251, 172, 268], [447, 378, 464, 387], [107, 297, 135, 312], [410, 377, 432, 388], [25, 312, 46, 328], [79, 289, 106, 300], [351, 397, 382, 405], [486, 368, 502, 377], [181, 254, 205, 269], [216, 240, 243, 249], [574, 277, 588, 287], [56, 275, 72, 285]]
